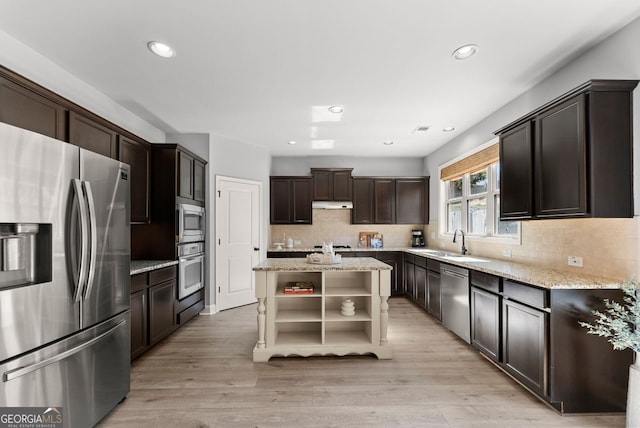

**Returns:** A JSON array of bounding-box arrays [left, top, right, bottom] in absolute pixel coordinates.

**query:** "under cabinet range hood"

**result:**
[[312, 201, 353, 209]]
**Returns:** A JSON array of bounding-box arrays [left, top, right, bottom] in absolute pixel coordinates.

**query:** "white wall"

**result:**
[[272, 156, 424, 176], [425, 16, 640, 219], [0, 30, 165, 143], [166, 133, 209, 161], [207, 133, 272, 311]]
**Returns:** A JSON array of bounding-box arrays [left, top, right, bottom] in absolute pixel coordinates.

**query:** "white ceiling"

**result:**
[[2, 0, 640, 157]]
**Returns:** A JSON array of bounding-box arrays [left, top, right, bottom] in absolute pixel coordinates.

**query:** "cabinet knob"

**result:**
[[254, 247, 260, 251]]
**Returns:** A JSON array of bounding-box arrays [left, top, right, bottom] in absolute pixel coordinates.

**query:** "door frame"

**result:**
[[214, 175, 263, 312]]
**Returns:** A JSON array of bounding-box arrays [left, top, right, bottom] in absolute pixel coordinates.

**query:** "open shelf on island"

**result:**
[[275, 324, 322, 346]]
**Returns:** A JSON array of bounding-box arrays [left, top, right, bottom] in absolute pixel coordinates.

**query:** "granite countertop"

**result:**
[[130, 260, 179, 276], [253, 257, 392, 272], [267, 246, 408, 252], [404, 248, 621, 290]]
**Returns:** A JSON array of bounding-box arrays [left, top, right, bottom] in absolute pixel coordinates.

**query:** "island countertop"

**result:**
[[252, 257, 392, 272]]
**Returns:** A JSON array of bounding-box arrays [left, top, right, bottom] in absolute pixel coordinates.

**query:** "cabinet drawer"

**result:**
[[503, 279, 548, 309], [427, 259, 440, 272], [414, 256, 427, 268], [131, 273, 148, 293], [471, 271, 501, 294], [149, 265, 177, 285], [177, 300, 205, 325]]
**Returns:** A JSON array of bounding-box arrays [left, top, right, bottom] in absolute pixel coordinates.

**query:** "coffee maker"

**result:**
[[411, 230, 425, 247]]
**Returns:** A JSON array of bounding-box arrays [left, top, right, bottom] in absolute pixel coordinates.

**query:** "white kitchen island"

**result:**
[[252, 257, 393, 362]]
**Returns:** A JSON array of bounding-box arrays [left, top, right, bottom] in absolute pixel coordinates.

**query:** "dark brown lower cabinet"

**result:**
[[404, 255, 415, 299], [470, 286, 500, 363], [149, 279, 176, 345], [130, 289, 148, 359], [502, 298, 548, 398], [426, 263, 440, 321], [414, 260, 427, 309]]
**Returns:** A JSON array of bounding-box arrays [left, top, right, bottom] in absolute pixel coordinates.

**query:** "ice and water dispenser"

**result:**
[[0, 223, 51, 289]]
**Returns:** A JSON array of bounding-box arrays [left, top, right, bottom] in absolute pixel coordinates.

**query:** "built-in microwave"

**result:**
[[178, 203, 205, 243]]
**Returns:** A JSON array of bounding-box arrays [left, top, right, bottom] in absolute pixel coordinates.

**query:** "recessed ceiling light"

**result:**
[[383, 141, 394, 146], [452, 44, 478, 60], [328, 105, 344, 114], [443, 126, 455, 132], [288, 140, 297, 145], [147, 41, 176, 58], [312, 140, 335, 150]]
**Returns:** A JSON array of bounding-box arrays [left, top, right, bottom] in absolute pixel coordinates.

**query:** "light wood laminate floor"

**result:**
[[98, 297, 626, 427]]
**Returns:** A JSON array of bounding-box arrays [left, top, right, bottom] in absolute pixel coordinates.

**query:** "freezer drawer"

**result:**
[[0, 311, 130, 428]]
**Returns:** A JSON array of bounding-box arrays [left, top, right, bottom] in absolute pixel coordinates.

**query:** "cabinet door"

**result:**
[[312, 170, 332, 201], [332, 170, 352, 201], [0, 77, 67, 140], [193, 159, 206, 202], [376, 252, 402, 296], [404, 259, 415, 298], [415, 264, 427, 309], [130, 289, 148, 359], [69, 111, 117, 158], [395, 178, 428, 224], [499, 122, 533, 219], [502, 299, 548, 397], [374, 179, 395, 224], [352, 178, 374, 224], [270, 178, 292, 224], [535, 94, 586, 217], [119, 136, 150, 223], [291, 178, 312, 224], [178, 151, 194, 199], [471, 287, 500, 362], [149, 280, 176, 345], [427, 270, 441, 320]]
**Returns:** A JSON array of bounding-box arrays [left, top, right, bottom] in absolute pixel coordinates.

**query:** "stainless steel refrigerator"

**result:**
[[0, 122, 130, 427]]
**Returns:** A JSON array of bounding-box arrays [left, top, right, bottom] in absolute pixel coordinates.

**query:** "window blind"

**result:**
[[440, 143, 499, 181]]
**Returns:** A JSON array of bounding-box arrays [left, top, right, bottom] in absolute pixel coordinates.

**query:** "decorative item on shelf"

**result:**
[[371, 233, 383, 248], [579, 278, 639, 427], [341, 298, 355, 316], [307, 241, 342, 264], [283, 281, 315, 294]]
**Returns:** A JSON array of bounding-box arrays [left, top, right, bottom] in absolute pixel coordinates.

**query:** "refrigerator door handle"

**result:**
[[2, 319, 126, 382], [72, 179, 90, 302], [82, 181, 98, 300]]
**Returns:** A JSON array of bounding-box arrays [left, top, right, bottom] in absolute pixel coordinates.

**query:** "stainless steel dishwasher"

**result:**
[[441, 264, 470, 344]]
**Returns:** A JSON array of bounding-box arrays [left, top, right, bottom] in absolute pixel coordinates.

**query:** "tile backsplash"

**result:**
[[427, 217, 640, 281], [269, 209, 422, 249], [270, 210, 640, 281]]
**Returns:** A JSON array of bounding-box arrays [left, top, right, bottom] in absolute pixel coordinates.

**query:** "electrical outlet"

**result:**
[[503, 248, 512, 258], [568, 256, 583, 267]]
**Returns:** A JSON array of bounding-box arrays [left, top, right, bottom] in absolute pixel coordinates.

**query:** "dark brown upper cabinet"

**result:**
[[352, 178, 375, 224], [119, 135, 150, 223], [69, 111, 118, 159], [193, 159, 206, 203], [311, 168, 353, 201], [178, 151, 194, 200], [0, 76, 67, 140], [374, 178, 396, 224], [270, 176, 312, 224], [496, 80, 638, 220], [352, 177, 429, 225], [499, 122, 533, 219], [395, 177, 430, 224]]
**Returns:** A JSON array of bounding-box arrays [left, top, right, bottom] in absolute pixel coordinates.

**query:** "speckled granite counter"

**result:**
[[268, 246, 408, 253], [404, 249, 621, 290], [253, 257, 392, 272], [130, 260, 179, 275]]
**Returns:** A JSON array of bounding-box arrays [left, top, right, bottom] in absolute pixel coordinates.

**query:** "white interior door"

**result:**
[[216, 176, 261, 311]]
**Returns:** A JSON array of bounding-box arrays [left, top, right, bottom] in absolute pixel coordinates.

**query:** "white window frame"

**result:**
[[439, 139, 521, 245]]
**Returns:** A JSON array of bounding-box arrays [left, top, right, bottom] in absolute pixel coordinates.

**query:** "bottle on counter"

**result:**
[[286, 236, 294, 248]]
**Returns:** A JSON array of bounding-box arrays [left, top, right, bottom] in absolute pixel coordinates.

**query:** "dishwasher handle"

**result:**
[[441, 268, 468, 279]]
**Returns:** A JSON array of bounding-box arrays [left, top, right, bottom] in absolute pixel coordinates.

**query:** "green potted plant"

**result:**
[[580, 279, 639, 427]]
